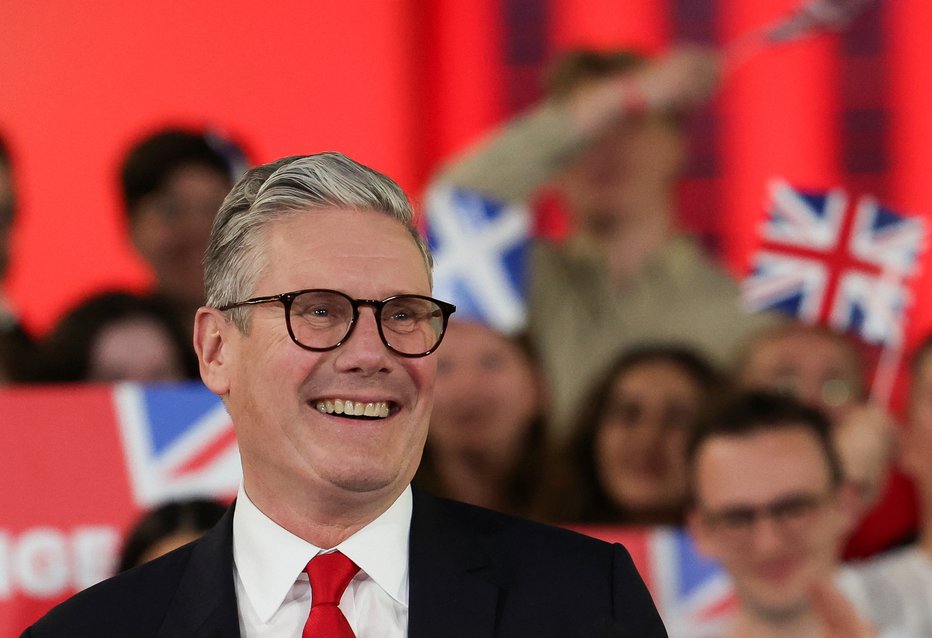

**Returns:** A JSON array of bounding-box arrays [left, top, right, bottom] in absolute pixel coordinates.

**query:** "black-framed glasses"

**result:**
[[218, 288, 456, 358], [699, 491, 834, 544]]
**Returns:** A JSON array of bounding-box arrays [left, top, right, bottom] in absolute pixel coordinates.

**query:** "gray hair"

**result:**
[[203, 152, 432, 330]]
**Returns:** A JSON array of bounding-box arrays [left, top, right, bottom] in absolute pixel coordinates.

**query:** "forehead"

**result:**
[[439, 322, 524, 364], [694, 427, 832, 508], [255, 207, 430, 295], [751, 331, 854, 368], [611, 360, 699, 396]]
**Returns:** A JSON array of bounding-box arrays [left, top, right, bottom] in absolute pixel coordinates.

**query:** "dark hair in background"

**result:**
[[0, 131, 34, 384], [414, 331, 549, 518], [34, 290, 199, 382], [684, 389, 845, 502], [545, 49, 645, 98], [0, 131, 12, 176], [117, 498, 227, 572], [544, 344, 724, 524], [119, 128, 241, 216], [0, 129, 17, 237]]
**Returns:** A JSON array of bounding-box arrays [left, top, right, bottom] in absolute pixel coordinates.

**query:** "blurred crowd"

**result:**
[[2, 45, 930, 637]]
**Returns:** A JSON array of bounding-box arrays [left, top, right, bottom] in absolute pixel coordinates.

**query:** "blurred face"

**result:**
[[595, 359, 701, 515], [131, 164, 230, 306], [200, 209, 435, 513], [740, 329, 862, 424], [555, 116, 683, 232], [89, 317, 186, 382], [904, 350, 932, 488], [909, 350, 932, 434], [690, 427, 852, 622], [430, 321, 541, 458]]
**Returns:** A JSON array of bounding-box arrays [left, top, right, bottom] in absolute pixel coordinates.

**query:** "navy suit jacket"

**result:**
[[23, 490, 667, 637]]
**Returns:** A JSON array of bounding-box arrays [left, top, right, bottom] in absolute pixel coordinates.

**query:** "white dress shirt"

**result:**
[[232, 483, 411, 637]]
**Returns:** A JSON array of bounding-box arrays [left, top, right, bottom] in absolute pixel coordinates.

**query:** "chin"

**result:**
[[749, 595, 810, 623], [329, 473, 398, 495]]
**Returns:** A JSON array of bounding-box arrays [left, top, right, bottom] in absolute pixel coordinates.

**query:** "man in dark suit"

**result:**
[[23, 152, 666, 637]]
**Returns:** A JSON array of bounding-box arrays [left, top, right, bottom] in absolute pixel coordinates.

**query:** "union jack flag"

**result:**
[[424, 184, 530, 334], [647, 530, 736, 638], [572, 526, 736, 638], [114, 382, 241, 508], [742, 179, 926, 346]]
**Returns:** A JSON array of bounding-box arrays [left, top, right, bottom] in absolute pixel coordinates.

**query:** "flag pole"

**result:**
[[871, 337, 903, 408]]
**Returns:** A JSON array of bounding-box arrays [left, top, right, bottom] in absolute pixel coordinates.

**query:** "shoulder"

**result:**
[[412, 490, 640, 577], [410, 492, 666, 636], [24, 543, 196, 637], [845, 545, 932, 588]]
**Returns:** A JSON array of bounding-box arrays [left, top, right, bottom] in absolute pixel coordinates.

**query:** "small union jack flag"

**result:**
[[114, 382, 241, 508], [424, 184, 530, 334], [571, 526, 736, 638], [742, 179, 926, 346], [647, 530, 736, 638]]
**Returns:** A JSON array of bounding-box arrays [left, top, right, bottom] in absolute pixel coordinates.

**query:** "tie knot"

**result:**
[[305, 551, 360, 607]]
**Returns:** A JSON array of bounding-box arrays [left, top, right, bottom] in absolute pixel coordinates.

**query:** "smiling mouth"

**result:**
[[315, 399, 392, 420]]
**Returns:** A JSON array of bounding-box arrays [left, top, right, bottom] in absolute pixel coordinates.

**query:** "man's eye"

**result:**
[[717, 509, 755, 529]]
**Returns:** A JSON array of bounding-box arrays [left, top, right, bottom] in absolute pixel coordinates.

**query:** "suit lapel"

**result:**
[[407, 490, 501, 638], [157, 505, 241, 638]]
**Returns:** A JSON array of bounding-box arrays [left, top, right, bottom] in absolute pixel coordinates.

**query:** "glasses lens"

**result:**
[[380, 296, 445, 355], [288, 290, 354, 349]]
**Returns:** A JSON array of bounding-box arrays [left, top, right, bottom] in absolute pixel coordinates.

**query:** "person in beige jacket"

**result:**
[[427, 47, 775, 438]]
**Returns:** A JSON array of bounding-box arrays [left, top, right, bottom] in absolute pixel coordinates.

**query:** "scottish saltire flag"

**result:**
[[742, 179, 926, 346], [114, 382, 241, 508], [425, 184, 530, 334]]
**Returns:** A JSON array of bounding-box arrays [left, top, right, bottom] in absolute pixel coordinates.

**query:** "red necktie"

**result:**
[[302, 551, 360, 638]]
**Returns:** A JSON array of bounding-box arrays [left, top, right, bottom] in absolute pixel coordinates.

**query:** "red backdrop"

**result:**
[[2, 0, 931, 352]]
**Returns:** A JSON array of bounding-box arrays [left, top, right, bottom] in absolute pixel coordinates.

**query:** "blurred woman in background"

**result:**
[[34, 290, 198, 383], [415, 320, 549, 518], [543, 344, 724, 526]]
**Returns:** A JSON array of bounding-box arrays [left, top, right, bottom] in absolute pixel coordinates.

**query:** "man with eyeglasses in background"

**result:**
[[736, 321, 914, 560], [684, 390, 917, 637], [23, 152, 666, 637]]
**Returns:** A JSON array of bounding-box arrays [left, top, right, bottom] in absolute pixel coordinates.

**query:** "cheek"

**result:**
[[664, 430, 689, 463], [594, 425, 627, 475]]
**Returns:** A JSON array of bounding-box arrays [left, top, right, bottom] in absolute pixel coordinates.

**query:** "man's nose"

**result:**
[[749, 513, 788, 553], [333, 308, 392, 374]]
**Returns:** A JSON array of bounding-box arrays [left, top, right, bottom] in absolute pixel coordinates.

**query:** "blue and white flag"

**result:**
[[425, 184, 531, 334]]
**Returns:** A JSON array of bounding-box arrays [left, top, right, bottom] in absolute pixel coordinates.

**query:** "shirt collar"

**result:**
[[232, 483, 412, 623]]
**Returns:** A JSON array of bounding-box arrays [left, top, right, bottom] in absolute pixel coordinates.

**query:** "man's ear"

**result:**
[[194, 307, 234, 396]]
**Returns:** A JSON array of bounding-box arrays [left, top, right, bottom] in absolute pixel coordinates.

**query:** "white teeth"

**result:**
[[314, 399, 391, 419]]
